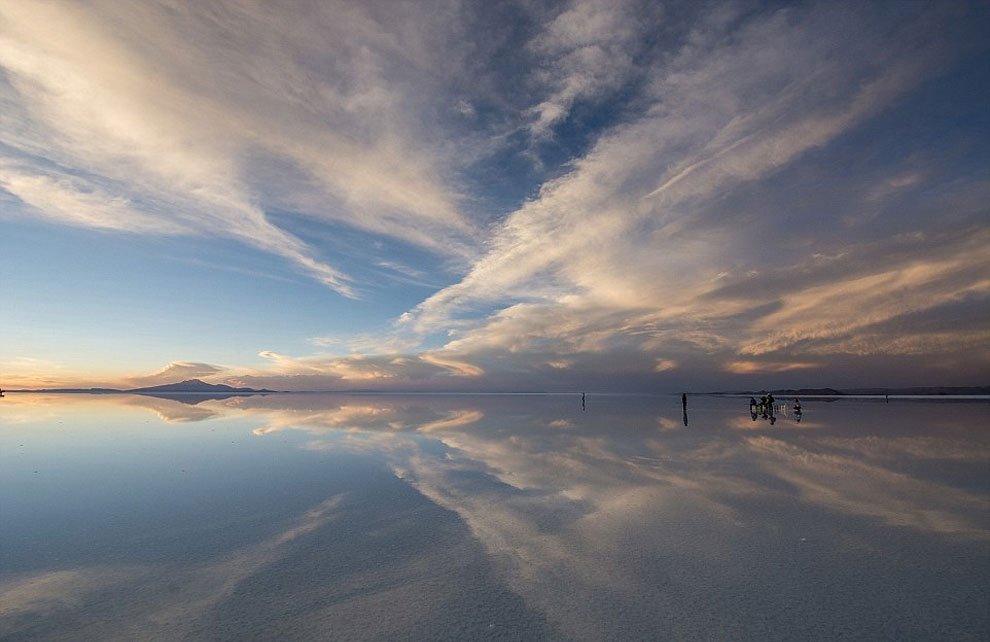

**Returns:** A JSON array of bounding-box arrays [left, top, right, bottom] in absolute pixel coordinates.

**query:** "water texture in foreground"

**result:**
[[1, 393, 988, 641]]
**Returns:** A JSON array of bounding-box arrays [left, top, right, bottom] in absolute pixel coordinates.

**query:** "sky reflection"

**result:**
[[2, 393, 988, 640]]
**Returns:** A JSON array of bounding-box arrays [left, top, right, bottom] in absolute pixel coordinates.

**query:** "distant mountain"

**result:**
[[128, 379, 273, 393], [842, 386, 990, 396], [5, 387, 123, 394], [722, 386, 989, 396], [6, 379, 274, 395]]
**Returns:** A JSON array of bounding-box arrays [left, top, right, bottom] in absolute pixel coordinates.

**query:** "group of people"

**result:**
[[749, 394, 802, 424]]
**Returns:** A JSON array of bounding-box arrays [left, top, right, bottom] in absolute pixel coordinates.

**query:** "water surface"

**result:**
[[2, 393, 988, 641]]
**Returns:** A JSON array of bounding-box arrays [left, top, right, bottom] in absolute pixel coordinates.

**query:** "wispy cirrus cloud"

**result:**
[[3, 0, 987, 390], [724, 360, 819, 375], [525, 0, 652, 137], [222, 349, 485, 391], [0, 0, 484, 296], [385, 1, 990, 387]]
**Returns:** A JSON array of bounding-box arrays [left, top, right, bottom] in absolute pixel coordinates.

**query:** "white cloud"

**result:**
[[386, 2, 988, 385], [123, 361, 225, 388], [0, 163, 185, 234], [241, 349, 483, 388], [0, 0, 481, 295], [2, 0, 987, 388], [526, 0, 644, 137]]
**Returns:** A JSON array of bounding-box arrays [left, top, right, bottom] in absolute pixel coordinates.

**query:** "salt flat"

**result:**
[[2, 393, 988, 641]]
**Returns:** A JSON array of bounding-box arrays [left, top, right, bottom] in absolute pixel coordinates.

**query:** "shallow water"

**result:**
[[2, 393, 988, 641]]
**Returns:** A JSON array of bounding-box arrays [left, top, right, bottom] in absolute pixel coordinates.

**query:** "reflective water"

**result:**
[[2, 393, 988, 641]]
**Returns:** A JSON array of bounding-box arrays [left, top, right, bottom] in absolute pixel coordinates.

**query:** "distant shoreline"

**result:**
[[3, 389, 272, 394], [709, 386, 990, 397], [3, 386, 988, 397]]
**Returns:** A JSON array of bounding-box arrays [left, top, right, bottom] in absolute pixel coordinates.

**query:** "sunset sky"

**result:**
[[1, 0, 988, 392]]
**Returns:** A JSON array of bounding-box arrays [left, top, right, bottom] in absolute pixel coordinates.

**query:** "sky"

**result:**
[[1, 0, 988, 392]]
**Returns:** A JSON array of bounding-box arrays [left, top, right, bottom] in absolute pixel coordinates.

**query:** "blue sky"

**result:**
[[1, 0, 988, 391]]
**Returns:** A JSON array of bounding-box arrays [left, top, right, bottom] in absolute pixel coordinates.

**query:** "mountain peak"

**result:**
[[128, 379, 270, 393]]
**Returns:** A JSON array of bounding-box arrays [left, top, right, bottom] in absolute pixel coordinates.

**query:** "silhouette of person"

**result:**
[[582, 392, 586, 411], [682, 393, 687, 410]]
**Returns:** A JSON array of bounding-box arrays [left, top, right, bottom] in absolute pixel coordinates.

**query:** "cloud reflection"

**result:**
[[236, 394, 990, 638], [6, 394, 988, 639], [0, 495, 345, 639]]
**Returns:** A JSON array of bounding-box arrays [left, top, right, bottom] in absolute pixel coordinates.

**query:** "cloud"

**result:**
[[653, 359, 677, 372], [419, 353, 485, 377], [234, 349, 483, 390], [737, 248, 990, 356], [381, 2, 989, 388], [0, 0, 483, 295], [525, 0, 648, 137], [123, 361, 225, 388], [3, 0, 987, 390], [0, 162, 186, 234], [0, 356, 74, 389], [724, 360, 819, 375]]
